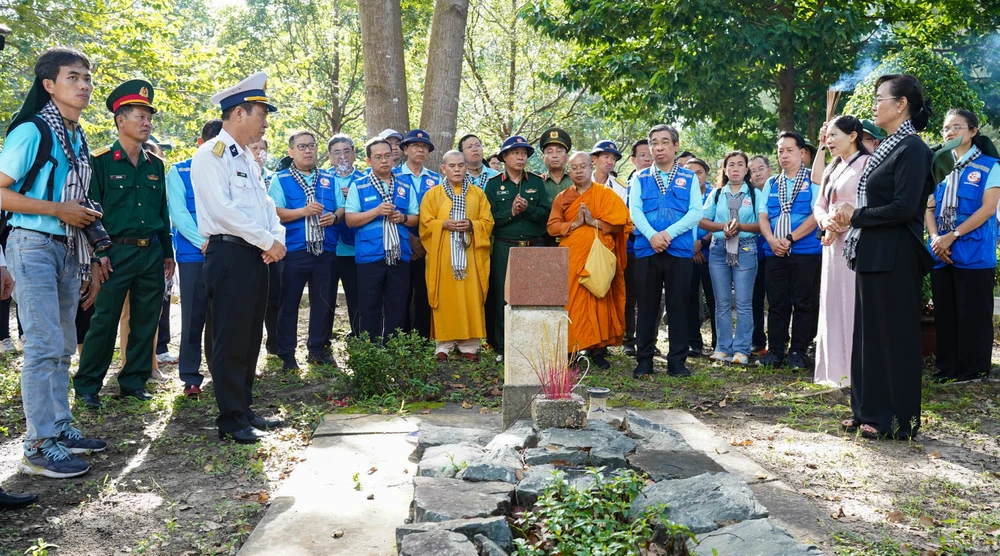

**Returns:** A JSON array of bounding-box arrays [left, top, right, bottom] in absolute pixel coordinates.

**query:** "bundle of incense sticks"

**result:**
[[826, 88, 842, 122]]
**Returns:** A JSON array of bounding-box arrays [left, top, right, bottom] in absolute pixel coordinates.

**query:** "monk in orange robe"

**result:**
[[546, 151, 633, 369], [421, 151, 494, 362]]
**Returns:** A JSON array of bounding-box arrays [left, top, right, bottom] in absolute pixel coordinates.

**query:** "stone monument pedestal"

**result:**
[[501, 247, 569, 429]]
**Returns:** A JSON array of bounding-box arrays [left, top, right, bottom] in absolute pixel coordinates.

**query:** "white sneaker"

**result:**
[[731, 353, 749, 365], [156, 352, 178, 364], [709, 351, 732, 362], [0, 338, 18, 353], [149, 368, 169, 382]]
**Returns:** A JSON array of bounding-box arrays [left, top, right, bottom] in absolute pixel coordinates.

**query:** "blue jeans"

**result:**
[[8, 229, 81, 450], [708, 239, 757, 355]]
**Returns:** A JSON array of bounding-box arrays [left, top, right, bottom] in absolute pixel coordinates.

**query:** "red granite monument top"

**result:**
[[504, 247, 569, 306]]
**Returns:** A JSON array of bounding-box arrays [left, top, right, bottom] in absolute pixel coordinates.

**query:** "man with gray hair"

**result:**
[[328, 134, 365, 337]]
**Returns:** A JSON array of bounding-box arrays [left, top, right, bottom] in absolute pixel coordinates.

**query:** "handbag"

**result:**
[[578, 226, 616, 298]]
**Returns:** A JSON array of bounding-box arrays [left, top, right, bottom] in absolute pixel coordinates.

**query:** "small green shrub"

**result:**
[[512, 468, 693, 555], [345, 330, 435, 400]]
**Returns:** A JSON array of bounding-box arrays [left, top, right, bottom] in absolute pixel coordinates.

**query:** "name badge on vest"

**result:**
[[111, 175, 126, 180], [236, 171, 248, 178], [364, 195, 378, 203]]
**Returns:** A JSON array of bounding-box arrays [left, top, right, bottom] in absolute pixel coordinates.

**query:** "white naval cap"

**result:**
[[379, 128, 403, 141], [210, 72, 277, 113]]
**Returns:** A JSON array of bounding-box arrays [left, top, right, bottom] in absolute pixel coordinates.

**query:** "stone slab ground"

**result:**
[[239, 406, 833, 555]]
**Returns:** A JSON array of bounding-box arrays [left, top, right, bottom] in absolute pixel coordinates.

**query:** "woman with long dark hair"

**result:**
[[833, 74, 935, 439], [925, 109, 1000, 383], [699, 151, 760, 365], [811, 116, 869, 386]]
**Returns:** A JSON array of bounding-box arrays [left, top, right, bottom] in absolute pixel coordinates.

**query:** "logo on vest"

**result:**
[[397, 186, 407, 197], [968, 171, 982, 184], [674, 178, 686, 187], [743, 198, 752, 207], [425, 178, 434, 186], [320, 177, 330, 187]]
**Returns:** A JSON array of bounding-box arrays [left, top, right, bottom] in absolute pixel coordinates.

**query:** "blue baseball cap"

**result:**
[[400, 129, 435, 152]]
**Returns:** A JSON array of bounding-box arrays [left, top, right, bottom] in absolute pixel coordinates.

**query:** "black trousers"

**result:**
[[404, 257, 431, 338], [764, 254, 820, 356], [624, 252, 637, 346], [178, 261, 211, 388], [263, 261, 281, 354], [931, 266, 994, 380], [852, 239, 924, 439], [156, 297, 170, 355], [635, 252, 692, 372], [688, 258, 716, 351], [276, 250, 337, 358], [337, 255, 360, 337], [752, 256, 767, 349], [204, 241, 267, 433], [357, 260, 410, 342]]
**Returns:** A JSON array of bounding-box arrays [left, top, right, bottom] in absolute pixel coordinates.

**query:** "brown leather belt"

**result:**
[[110, 235, 158, 247], [494, 237, 545, 247]]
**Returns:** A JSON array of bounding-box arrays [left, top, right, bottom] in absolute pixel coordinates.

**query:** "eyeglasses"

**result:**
[[463, 143, 483, 151], [941, 125, 969, 133], [873, 96, 899, 105], [294, 143, 318, 151], [329, 148, 353, 157], [370, 154, 393, 162]]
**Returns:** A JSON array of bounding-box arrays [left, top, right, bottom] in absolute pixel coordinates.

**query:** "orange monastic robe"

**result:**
[[546, 183, 633, 352], [420, 184, 495, 342]]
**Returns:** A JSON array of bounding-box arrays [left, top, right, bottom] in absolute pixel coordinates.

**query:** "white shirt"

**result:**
[[190, 128, 285, 250], [594, 172, 629, 203]]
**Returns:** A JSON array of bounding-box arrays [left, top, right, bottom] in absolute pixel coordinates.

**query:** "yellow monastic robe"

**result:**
[[420, 184, 495, 342], [546, 183, 633, 352]]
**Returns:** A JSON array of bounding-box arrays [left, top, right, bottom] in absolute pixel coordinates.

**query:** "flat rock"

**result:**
[[522, 447, 589, 467], [416, 425, 494, 458], [456, 447, 522, 483], [515, 465, 597, 508], [624, 411, 692, 451], [417, 442, 485, 478], [484, 422, 538, 451], [474, 533, 509, 556], [410, 477, 514, 523], [627, 447, 725, 481], [395, 516, 513, 551], [631, 472, 768, 534], [399, 531, 477, 556], [689, 519, 823, 555], [537, 427, 637, 455]]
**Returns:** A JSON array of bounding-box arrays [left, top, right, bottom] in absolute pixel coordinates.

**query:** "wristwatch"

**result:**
[[953, 229, 961, 238], [785, 233, 794, 242], [701, 237, 711, 249]]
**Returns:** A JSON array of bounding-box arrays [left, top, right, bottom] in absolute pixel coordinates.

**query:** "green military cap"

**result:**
[[539, 127, 572, 151], [930, 137, 963, 185], [106, 79, 156, 114], [861, 119, 885, 141]]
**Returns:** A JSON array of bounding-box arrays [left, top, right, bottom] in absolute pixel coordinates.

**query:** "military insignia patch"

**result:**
[[417, 132, 424, 138], [139, 86, 149, 99], [550, 131, 558, 138], [500, 185, 506, 191], [212, 142, 226, 157], [113, 150, 122, 161], [92, 146, 111, 157], [147, 174, 159, 181], [525, 189, 537, 194], [229, 145, 239, 157], [968, 171, 982, 184]]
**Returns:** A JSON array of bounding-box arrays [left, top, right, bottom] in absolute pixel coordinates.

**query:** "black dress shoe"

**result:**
[[249, 415, 283, 430], [280, 355, 300, 371], [591, 352, 611, 370], [306, 352, 336, 366], [76, 392, 102, 409], [119, 389, 153, 402], [0, 488, 38, 511], [632, 360, 654, 378], [668, 366, 692, 378], [623, 345, 636, 357], [219, 426, 268, 445]]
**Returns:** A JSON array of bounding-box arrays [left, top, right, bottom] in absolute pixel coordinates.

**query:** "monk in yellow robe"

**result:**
[[546, 151, 632, 369], [421, 150, 495, 362]]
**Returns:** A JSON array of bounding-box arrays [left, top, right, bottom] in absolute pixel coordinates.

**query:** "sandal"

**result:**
[[841, 418, 860, 432], [859, 424, 883, 439]]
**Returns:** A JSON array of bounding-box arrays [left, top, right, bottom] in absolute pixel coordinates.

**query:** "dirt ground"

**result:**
[[1, 301, 998, 555]]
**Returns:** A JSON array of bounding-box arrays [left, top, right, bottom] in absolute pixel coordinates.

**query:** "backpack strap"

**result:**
[[0, 116, 57, 231], [713, 185, 757, 215]]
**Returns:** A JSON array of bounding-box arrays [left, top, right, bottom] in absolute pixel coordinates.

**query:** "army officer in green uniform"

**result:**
[[74, 80, 174, 409], [484, 135, 550, 357]]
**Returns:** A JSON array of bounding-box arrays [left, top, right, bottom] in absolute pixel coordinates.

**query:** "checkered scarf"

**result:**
[[774, 164, 808, 240], [844, 119, 918, 267], [463, 169, 489, 189], [938, 145, 982, 233], [289, 166, 324, 255], [651, 163, 679, 195], [726, 190, 746, 266], [368, 171, 402, 265], [443, 181, 470, 280], [37, 101, 93, 280]]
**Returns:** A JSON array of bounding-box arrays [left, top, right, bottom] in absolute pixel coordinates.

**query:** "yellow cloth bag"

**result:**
[[578, 227, 616, 298]]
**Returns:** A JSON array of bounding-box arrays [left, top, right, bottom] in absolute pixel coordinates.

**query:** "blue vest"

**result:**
[[276, 168, 339, 253], [929, 155, 999, 269], [633, 166, 698, 258], [762, 173, 821, 256], [336, 169, 365, 248], [172, 159, 203, 264], [354, 176, 414, 264], [625, 184, 635, 255], [393, 165, 441, 206]]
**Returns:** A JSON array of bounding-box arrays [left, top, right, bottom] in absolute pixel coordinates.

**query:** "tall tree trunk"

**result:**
[[359, 0, 409, 138], [777, 64, 796, 132], [420, 0, 470, 169]]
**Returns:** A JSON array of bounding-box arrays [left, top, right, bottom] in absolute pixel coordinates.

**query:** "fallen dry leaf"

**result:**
[[461, 401, 473, 409], [366, 494, 375, 500], [449, 383, 467, 390], [403, 469, 409, 474], [919, 515, 934, 528], [490, 386, 502, 396], [887, 510, 906, 523], [762, 391, 776, 400], [805, 463, 818, 470], [730, 438, 753, 447], [367, 467, 378, 475], [480, 407, 490, 414], [714, 448, 729, 454], [929, 450, 941, 459], [832, 507, 846, 519], [515, 469, 524, 481], [333, 530, 345, 539], [718, 399, 727, 408], [755, 473, 768, 481], [420, 408, 431, 414], [256, 491, 269, 503]]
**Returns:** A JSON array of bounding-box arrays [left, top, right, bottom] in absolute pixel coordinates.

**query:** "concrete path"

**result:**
[[239, 406, 831, 556]]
